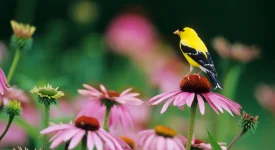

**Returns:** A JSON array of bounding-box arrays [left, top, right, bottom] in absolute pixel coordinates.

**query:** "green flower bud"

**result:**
[[4, 100, 21, 116]]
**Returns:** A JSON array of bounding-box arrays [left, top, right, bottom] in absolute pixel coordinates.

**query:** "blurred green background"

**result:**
[[0, 0, 274, 149]]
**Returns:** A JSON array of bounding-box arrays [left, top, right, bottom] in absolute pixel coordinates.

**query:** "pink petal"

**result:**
[[68, 130, 85, 149], [49, 131, 62, 142], [40, 124, 71, 134], [174, 137, 186, 150], [120, 88, 133, 95], [83, 84, 101, 93], [121, 92, 140, 97], [202, 94, 219, 114], [97, 130, 115, 150], [78, 89, 92, 96], [63, 128, 81, 141], [205, 94, 225, 113], [208, 95, 233, 116], [186, 93, 195, 107], [177, 135, 187, 144], [99, 129, 123, 150], [178, 106, 184, 110], [156, 136, 165, 150], [143, 134, 155, 150], [117, 97, 143, 105], [174, 92, 190, 106], [50, 133, 66, 149], [197, 95, 205, 115], [100, 84, 108, 96], [160, 97, 175, 114], [87, 132, 95, 150], [213, 94, 241, 115], [93, 132, 103, 150], [151, 91, 181, 105], [147, 91, 180, 104], [166, 138, 175, 150]]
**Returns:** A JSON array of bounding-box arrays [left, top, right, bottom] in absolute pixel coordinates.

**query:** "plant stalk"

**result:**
[[7, 49, 21, 84], [103, 107, 111, 131], [227, 129, 247, 150], [43, 104, 50, 150], [0, 115, 15, 141], [186, 101, 197, 150]]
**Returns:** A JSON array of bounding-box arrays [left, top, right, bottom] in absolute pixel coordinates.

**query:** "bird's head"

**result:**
[[173, 27, 198, 40]]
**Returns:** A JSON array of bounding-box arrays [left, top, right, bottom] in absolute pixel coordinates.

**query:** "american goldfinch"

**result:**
[[174, 27, 223, 89]]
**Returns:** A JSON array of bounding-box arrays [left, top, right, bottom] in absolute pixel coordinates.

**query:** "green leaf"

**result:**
[[207, 130, 222, 150]]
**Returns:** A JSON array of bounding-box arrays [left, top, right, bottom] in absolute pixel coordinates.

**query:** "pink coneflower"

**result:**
[[178, 135, 227, 150], [40, 116, 123, 150], [147, 75, 242, 115], [255, 84, 275, 115], [0, 68, 10, 96], [77, 84, 143, 130], [137, 125, 185, 150], [0, 86, 30, 106]]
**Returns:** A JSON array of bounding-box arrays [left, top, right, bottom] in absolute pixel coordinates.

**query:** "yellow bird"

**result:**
[[174, 27, 223, 89]]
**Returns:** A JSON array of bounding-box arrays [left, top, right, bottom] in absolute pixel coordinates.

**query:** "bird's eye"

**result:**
[[179, 28, 184, 32]]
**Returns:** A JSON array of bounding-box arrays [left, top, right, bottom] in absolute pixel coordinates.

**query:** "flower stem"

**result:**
[[227, 129, 247, 150], [186, 101, 197, 150], [103, 107, 111, 131], [64, 140, 70, 150], [0, 115, 15, 141], [81, 133, 87, 150], [43, 104, 50, 150], [7, 48, 21, 84]]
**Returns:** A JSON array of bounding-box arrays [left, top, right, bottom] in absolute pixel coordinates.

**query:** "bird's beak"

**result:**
[[173, 30, 180, 35]]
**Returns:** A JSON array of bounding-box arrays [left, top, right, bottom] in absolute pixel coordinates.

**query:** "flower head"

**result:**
[[4, 100, 21, 116], [40, 116, 123, 150], [10, 20, 36, 39], [239, 111, 259, 133], [0, 68, 10, 96], [77, 84, 143, 130], [30, 84, 64, 106], [212, 36, 260, 63], [178, 135, 227, 150], [137, 125, 185, 150], [10, 20, 36, 50], [255, 84, 275, 114], [1, 86, 30, 107], [147, 75, 242, 115]]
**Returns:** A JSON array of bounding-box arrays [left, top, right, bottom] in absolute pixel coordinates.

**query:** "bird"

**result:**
[[173, 27, 223, 89]]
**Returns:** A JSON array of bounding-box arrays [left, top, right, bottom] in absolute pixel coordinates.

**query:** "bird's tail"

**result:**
[[206, 71, 223, 90]]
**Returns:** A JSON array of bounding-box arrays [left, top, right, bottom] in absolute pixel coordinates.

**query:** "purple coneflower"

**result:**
[[137, 125, 185, 150], [40, 116, 123, 150], [77, 84, 143, 131], [178, 135, 227, 150], [147, 75, 241, 116]]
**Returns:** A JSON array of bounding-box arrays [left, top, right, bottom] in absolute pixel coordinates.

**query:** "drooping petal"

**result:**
[[147, 90, 181, 104], [68, 130, 85, 149], [120, 88, 133, 96], [97, 130, 115, 150], [197, 94, 205, 115], [173, 92, 189, 106], [87, 132, 94, 150], [63, 128, 81, 141], [143, 134, 155, 150], [186, 93, 195, 107], [151, 91, 181, 105], [160, 97, 175, 114], [99, 129, 123, 150], [208, 94, 233, 116], [93, 132, 103, 150], [156, 136, 165, 150], [174, 137, 186, 150], [100, 84, 108, 96], [202, 94, 219, 114], [40, 124, 72, 134], [83, 84, 101, 94]]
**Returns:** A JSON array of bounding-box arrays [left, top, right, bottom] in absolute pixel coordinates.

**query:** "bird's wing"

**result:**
[[181, 43, 217, 74]]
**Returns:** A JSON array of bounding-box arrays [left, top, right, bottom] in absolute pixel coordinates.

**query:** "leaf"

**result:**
[[207, 130, 222, 150]]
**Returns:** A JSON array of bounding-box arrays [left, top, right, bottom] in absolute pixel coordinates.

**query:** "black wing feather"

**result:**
[[180, 44, 217, 74]]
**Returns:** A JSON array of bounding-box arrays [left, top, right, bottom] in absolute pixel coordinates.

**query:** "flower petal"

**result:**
[[197, 94, 205, 115], [87, 132, 95, 150], [143, 134, 155, 150], [156, 136, 165, 150], [93, 132, 103, 150], [120, 88, 133, 95], [202, 94, 219, 114], [160, 97, 175, 114], [151, 91, 181, 105], [147, 91, 181, 104], [68, 130, 85, 149], [40, 124, 71, 134], [186, 93, 195, 107]]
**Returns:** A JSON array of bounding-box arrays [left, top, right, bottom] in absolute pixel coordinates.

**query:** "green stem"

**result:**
[[7, 49, 21, 84], [64, 140, 70, 150], [43, 105, 50, 150], [0, 115, 15, 141], [186, 101, 197, 150], [227, 129, 247, 150], [103, 107, 111, 131], [81, 133, 87, 150]]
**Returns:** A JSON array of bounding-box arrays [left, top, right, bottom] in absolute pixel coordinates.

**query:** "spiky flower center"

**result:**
[[107, 90, 120, 97], [38, 88, 58, 97], [120, 136, 135, 149], [180, 75, 211, 93], [154, 125, 176, 138], [75, 116, 100, 131], [240, 111, 259, 133]]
